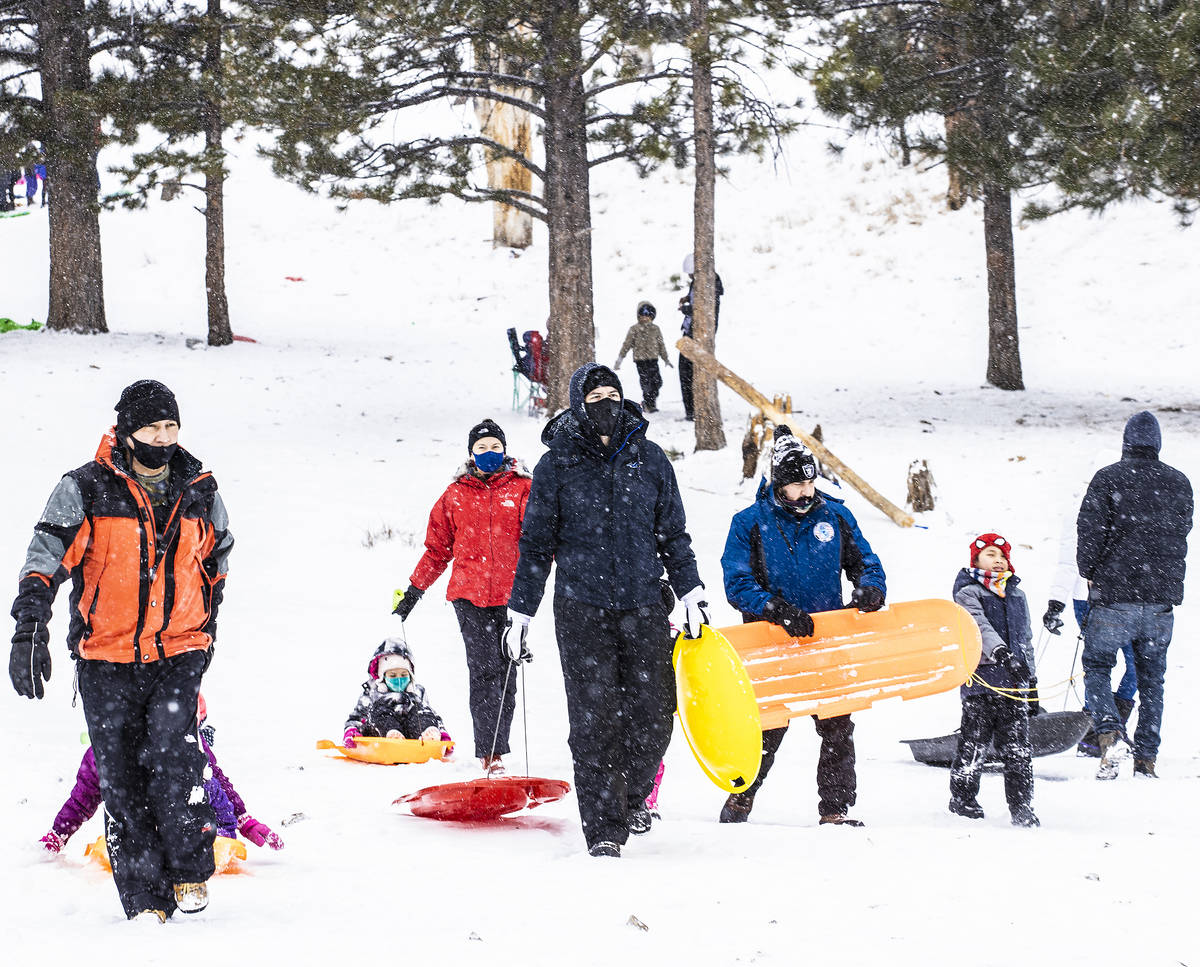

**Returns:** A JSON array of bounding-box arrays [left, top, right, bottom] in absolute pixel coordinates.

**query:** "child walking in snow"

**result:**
[[343, 639, 451, 748], [949, 534, 1039, 827], [40, 693, 283, 856], [614, 301, 672, 413]]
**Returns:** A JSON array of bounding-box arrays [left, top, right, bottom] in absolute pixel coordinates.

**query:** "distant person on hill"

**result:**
[[24, 165, 37, 207], [1077, 411, 1193, 780], [949, 534, 1039, 827], [390, 419, 531, 774], [35, 160, 46, 206], [0, 169, 14, 211], [677, 252, 723, 421], [614, 300, 672, 413]]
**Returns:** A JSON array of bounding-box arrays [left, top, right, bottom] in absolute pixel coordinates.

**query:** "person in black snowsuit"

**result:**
[[342, 638, 450, 747], [1077, 411, 1193, 779], [505, 363, 707, 858], [949, 534, 1039, 826], [678, 258, 723, 421]]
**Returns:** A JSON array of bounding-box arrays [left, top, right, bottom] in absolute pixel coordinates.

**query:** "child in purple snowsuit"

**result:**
[[40, 697, 283, 854]]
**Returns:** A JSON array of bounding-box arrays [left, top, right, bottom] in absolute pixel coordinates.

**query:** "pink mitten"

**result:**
[[238, 813, 284, 850], [439, 730, 454, 758], [40, 830, 65, 854], [343, 727, 361, 749]]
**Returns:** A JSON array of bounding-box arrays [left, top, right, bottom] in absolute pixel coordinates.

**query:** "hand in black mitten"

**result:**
[[762, 597, 815, 638], [993, 645, 1031, 683], [392, 585, 423, 621], [850, 585, 885, 613], [10, 619, 51, 699], [1042, 600, 1065, 635]]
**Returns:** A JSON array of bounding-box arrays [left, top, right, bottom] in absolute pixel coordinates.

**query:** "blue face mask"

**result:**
[[474, 450, 505, 474], [384, 675, 410, 693]]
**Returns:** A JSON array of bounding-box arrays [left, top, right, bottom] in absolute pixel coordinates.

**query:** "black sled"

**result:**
[[901, 710, 1093, 767]]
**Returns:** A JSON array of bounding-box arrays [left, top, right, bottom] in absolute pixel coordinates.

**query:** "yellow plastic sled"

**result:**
[[673, 624, 763, 793], [718, 598, 983, 727], [85, 834, 247, 875], [316, 735, 454, 765]]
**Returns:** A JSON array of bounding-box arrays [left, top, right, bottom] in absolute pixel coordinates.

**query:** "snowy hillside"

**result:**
[[1, 103, 1197, 966]]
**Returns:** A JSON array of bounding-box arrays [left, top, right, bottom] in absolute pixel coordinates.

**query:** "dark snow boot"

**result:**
[[628, 804, 653, 835], [588, 841, 621, 858], [949, 797, 985, 820], [1076, 726, 1101, 758], [719, 792, 755, 824], [819, 813, 865, 827], [1133, 758, 1158, 778], [1096, 730, 1131, 780], [1011, 805, 1040, 828]]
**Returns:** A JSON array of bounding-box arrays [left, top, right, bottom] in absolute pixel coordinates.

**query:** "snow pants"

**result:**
[[950, 693, 1032, 813], [678, 355, 695, 419], [78, 650, 215, 918], [1083, 602, 1172, 760], [743, 715, 857, 817], [635, 359, 663, 411], [453, 599, 517, 759], [553, 594, 675, 848]]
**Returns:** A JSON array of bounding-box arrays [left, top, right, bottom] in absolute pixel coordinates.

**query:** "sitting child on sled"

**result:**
[[343, 638, 451, 750], [40, 692, 283, 854]]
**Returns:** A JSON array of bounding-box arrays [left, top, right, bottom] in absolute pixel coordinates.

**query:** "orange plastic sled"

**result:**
[[394, 776, 571, 822], [718, 598, 982, 727], [316, 735, 454, 764], [85, 834, 248, 875]]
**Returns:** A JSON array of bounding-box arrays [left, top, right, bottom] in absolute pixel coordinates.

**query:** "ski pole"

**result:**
[[488, 660, 515, 775]]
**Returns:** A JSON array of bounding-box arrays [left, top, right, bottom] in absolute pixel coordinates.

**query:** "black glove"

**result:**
[[1027, 677, 1043, 716], [762, 597, 815, 638], [850, 585, 885, 612], [992, 645, 1031, 684], [659, 579, 675, 615], [1042, 600, 1065, 635], [392, 585, 423, 621], [10, 619, 51, 700]]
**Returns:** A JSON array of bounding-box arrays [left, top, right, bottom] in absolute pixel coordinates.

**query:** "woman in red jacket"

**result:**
[[393, 419, 532, 773]]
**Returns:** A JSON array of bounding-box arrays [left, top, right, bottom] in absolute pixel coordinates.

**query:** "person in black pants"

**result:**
[[504, 363, 707, 858], [677, 257, 723, 420]]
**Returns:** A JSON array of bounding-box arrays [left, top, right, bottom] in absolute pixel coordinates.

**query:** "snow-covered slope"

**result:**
[[1, 110, 1197, 966]]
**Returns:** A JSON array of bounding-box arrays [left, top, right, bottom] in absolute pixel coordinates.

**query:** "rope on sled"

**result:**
[[967, 672, 1083, 703]]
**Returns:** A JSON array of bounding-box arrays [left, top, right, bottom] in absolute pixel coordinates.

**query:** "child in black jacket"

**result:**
[[950, 533, 1039, 827], [343, 639, 450, 748]]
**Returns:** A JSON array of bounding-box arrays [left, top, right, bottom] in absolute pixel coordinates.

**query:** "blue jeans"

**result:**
[[1075, 599, 1138, 701], [1082, 603, 1172, 759]]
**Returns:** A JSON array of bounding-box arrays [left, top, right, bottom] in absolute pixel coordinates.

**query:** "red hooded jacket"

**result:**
[[410, 459, 532, 608]]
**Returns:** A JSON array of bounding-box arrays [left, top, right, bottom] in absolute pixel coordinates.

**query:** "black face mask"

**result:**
[[585, 398, 622, 439], [775, 484, 817, 516], [128, 438, 178, 470]]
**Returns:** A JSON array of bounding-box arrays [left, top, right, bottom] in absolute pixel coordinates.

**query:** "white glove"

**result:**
[[681, 587, 709, 639], [502, 610, 533, 663]]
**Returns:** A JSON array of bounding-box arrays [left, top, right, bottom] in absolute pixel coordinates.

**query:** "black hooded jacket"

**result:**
[[1077, 411, 1193, 605], [508, 363, 701, 614]]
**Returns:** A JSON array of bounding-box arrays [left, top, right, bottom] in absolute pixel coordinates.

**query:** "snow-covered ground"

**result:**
[[1, 109, 1198, 965]]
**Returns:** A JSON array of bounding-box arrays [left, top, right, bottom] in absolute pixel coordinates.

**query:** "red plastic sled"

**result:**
[[393, 775, 570, 822]]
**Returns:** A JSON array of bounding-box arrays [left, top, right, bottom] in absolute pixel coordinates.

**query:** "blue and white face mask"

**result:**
[[383, 674, 411, 693], [474, 450, 505, 474]]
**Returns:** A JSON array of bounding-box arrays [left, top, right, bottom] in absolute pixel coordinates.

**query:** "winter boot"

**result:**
[[1096, 731, 1131, 780], [1133, 758, 1158, 778], [949, 797, 985, 820], [480, 756, 505, 776], [131, 909, 168, 923], [588, 841, 621, 858], [1011, 805, 1040, 827], [819, 813, 865, 827], [173, 881, 208, 914], [628, 804, 653, 835], [1076, 725, 1101, 758], [719, 792, 755, 824], [1115, 695, 1136, 743]]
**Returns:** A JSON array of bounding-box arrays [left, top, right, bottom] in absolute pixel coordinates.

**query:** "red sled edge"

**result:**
[[393, 776, 570, 823]]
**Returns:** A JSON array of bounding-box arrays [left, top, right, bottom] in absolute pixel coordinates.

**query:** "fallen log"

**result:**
[[676, 336, 914, 527]]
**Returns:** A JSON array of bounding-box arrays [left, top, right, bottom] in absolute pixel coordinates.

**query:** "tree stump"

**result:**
[[906, 460, 936, 512]]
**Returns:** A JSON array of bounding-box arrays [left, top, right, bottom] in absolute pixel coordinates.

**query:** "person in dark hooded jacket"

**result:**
[[720, 426, 885, 827], [1077, 411, 1192, 779], [505, 363, 706, 858]]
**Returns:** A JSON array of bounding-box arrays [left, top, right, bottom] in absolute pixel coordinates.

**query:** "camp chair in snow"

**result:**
[[507, 327, 547, 414]]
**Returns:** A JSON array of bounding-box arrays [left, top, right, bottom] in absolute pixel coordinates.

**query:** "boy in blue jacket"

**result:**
[[720, 427, 886, 826], [950, 534, 1039, 827]]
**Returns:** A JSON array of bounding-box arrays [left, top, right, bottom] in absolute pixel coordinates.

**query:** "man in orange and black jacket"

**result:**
[[9, 379, 233, 921]]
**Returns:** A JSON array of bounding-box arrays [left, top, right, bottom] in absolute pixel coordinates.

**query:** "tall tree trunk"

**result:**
[[689, 0, 725, 450], [38, 0, 107, 333], [204, 0, 232, 346], [982, 182, 1023, 390], [542, 0, 594, 411], [473, 38, 534, 249]]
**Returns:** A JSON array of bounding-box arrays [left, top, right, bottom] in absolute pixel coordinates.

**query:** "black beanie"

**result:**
[[468, 419, 506, 452], [771, 426, 818, 487], [115, 380, 180, 440], [581, 365, 622, 401]]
